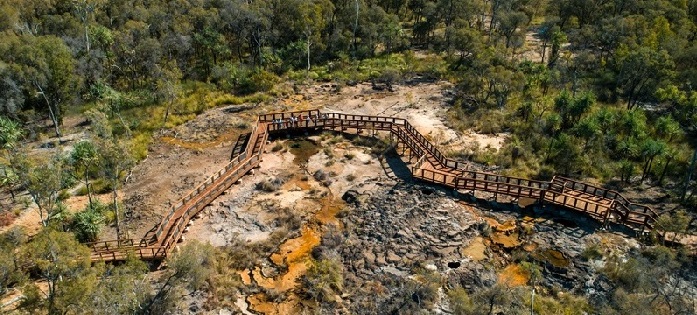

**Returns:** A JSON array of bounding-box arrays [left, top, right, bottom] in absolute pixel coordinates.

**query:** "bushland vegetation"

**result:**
[[1, 0, 696, 313]]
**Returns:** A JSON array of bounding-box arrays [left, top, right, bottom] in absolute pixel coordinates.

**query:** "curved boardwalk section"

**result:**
[[88, 110, 657, 262]]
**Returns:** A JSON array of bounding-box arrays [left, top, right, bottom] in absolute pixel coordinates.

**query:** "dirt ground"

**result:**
[[313, 82, 508, 150]]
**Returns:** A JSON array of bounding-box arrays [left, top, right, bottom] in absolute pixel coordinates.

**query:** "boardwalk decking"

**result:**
[[88, 110, 658, 262]]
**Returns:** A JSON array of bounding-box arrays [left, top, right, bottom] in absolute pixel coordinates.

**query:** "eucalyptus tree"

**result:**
[[18, 229, 93, 315], [70, 140, 99, 208], [96, 138, 133, 240], [88, 257, 149, 315], [496, 11, 528, 49], [12, 152, 65, 227], [615, 47, 674, 110], [71, 0, 106, 54], [155, 60, 182, 128], [0, 34, 80, 137], [145, 241, 216, 313], [0, 62, 24, 119], [297, 0, 334, 71]]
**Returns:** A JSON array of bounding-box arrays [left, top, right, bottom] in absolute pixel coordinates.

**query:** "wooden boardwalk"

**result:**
[[88, 110, 658, 262]]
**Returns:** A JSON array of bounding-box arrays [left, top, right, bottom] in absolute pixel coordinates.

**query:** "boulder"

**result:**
[[386, 251, 401, 263], [376, 253, 387, 266], [342, 189, 360, 205], [363, 250, 376, 264]]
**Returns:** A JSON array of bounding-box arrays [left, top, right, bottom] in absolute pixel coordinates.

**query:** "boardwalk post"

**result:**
[[603, 203, 612, 228]]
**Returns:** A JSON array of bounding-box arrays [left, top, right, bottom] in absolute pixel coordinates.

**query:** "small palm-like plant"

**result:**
[[72, 202, 107, 242]]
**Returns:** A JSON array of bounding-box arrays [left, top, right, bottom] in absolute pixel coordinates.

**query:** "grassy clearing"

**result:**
[[108, 81, 278, 161], [288, 52, 450, 83]]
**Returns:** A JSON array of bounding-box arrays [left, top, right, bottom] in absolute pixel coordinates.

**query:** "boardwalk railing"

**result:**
[[88, 110, 658, 262]]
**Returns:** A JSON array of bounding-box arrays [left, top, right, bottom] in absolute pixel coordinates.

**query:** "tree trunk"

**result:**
[[545, 138, 555, 161], [641, 156, 654, 182], [47, 276, 56, 315], [306, 37, 311, 72], [115, 111, 132, 138], [682, 148, 697, 201], [353, 0, 359, 59], [548, 48, 558, 69], [85, 171, 92, 209], [163, 99, 173, 128], [658, 156, 672, 186], [540, 41, 548, 64], [35, 83, 61, 138], [626, 81, 645, 110], [85, 24, 90, 53], [38, 205, 47, 227], [488, 1, 498, 44]]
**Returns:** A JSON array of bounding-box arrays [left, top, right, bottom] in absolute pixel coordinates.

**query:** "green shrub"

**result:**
[[272, 143, 284, 152], [166, 241, 216, 291], [89, 178, 113, 195], [211, 94, 244, 106], [301, 258, 344, 304], [125, 132, 152, 162], [641, 246, 676, 266], [236, 69, 279, 95], [234, 121, 250, 129], [57, 189, 71, 201], [328, 135, 343, 145], [580, 243, 603, 261], [256, 177, 285, 192], [103, 210, 116, 225], [71, 202, 109, 243], [322, 147, 333, 157], [448, 288, 474, 314]]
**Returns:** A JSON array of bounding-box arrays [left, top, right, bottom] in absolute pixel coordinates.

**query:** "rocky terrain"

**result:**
[[320, 180, 693, 314]]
